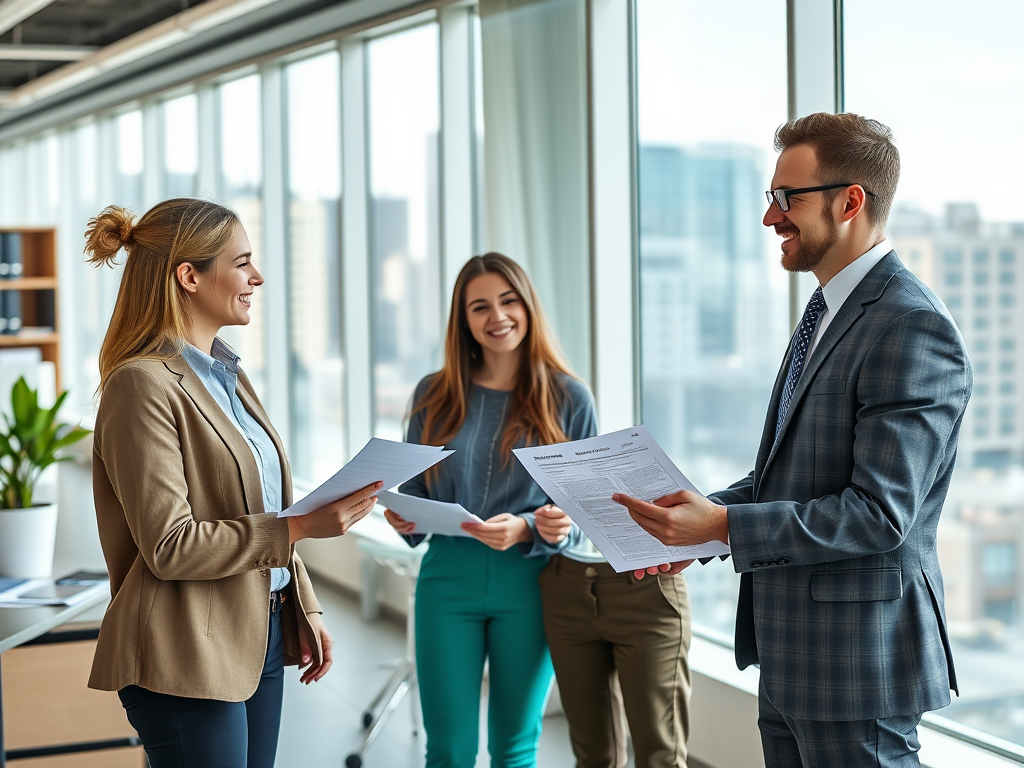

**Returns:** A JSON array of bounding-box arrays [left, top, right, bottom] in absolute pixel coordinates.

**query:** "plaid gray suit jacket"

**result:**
[[713, 252, 972, 721]]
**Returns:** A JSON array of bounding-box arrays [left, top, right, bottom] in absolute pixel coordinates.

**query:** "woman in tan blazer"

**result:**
[[84, 198, 381, 768]]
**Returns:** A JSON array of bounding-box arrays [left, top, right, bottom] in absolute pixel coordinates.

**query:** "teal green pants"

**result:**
[[415, 536, 552, 768]]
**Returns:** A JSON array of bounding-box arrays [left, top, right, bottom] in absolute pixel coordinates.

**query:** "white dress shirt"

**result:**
[[806, 239, 892, 360]]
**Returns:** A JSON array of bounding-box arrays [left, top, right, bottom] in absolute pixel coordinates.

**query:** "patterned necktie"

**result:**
[[775, 286, 827, 440]]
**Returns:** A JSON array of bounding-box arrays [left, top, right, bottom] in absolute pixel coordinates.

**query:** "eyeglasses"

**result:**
[[765, 184, 875, 212]]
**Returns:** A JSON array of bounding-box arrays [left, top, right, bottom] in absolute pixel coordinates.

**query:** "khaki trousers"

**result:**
[[539, 555, 692, 768]]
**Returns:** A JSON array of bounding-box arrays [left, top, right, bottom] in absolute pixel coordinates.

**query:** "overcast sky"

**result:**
[[637, 0, 1024, 224]]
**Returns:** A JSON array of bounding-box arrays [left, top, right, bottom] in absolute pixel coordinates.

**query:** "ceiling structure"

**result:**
[[0, 1, 213, 91], [0, 0, 364, 135]]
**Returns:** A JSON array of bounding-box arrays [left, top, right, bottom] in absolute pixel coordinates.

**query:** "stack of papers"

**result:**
[[378, 490, 483, 537], [0, 574, 109, 607], [282, 438, 453, 518]]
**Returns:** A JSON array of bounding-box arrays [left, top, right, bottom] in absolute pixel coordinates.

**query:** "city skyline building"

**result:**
[[638, 142, 788, 634], [889, 203, 1024, 632]]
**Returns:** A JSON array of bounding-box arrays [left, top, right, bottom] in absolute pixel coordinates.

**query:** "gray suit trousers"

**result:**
[[758, 678, 922, 768]]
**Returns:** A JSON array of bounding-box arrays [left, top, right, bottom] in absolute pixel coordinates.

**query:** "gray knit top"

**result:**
[[398, 373, 598, 556]]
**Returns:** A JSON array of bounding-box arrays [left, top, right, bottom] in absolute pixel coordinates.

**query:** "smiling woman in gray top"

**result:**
[[385, 253, 596, 768]]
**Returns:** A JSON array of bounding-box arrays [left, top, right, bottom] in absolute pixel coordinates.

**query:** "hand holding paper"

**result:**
[[282, 438, 453, 518], [460, 513, 532, 551], [534, 504, 572, 544], [512, 426, 730, 572], [611, 489, 729, 579], [288, 481, 382, 542], [613, 489, 729, 548], [379, 490, 483, 537]]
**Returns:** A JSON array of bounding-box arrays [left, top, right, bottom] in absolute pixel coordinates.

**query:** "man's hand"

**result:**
[[298, 612, 333, 684], [534, 504, 571, 544], [613, 490, 727, 579], [461, 513, 532, 551], [613, 489, 728, 547]]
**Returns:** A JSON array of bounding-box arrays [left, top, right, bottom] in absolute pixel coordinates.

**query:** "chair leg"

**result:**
[[409, 670, 420, 737], [350, 661, 415, 757], [361, 661, 408, 728]]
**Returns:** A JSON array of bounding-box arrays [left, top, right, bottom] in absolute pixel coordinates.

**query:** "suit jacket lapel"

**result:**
[[753, 342, 794, 499], [758, 253, 904, 488], [164, 356, 266, 517]]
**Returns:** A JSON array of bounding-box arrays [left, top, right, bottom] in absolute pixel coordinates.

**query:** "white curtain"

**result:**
[[479, 0, 592, 381]]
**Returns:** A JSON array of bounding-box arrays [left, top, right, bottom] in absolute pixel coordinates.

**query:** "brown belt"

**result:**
[[270, 590, 287, 613]]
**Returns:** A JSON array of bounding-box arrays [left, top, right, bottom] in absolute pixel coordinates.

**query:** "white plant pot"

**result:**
[[0, 503, 58, 578]]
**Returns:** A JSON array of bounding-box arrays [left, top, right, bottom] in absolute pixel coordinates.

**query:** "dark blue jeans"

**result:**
[[118, 605, 284, 768]]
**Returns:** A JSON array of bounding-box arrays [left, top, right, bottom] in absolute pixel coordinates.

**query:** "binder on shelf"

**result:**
[[38, 289, 56, 329], [6, 232, 22, 279], [0, 232, 10, 279], [0, 228, 58, 387], [0, 232, 23, 280], [6, 289, 22, 334]]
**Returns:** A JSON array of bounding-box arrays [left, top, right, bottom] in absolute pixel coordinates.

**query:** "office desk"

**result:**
[[0, 592, 140, 766]]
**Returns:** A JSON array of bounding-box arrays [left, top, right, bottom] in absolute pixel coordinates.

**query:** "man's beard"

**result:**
[[780, 200, 839, 273]]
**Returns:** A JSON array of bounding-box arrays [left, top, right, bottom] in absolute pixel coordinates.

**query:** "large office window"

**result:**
[[285, 52, 345, 485], [24, 136, 53, 224], [0, 144, 26, 224], [472, 12, 488, 254], [114, 111, 144, 211], [68, 122, 104, 407], [846, 0, 1024, 747], [635, 0, 789, 636], [367, 25, 443, 440], [216, 74, 267, 398], [161, 93, 198, 197], [33, 134, 60, 225]]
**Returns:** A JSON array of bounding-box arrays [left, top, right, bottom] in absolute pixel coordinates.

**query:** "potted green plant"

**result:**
[[0, 377, 91, 578]]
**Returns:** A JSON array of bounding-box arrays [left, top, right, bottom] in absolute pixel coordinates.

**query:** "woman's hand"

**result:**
[[384, 509, 416, 535], [288, 481, 383, 543], [533, 504, 571, 544], [633, 560, 694, 580], [298, 612, 334, 684], [461, 513, 532, 551]]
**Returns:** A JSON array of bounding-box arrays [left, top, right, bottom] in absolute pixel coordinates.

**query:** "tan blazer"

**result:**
[[89, 354, 322, 702]]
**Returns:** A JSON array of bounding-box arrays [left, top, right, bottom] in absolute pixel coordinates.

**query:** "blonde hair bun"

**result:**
[[84, 205, 135, 267]]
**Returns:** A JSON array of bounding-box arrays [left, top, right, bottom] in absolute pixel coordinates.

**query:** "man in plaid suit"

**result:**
[[615, 113, 972, 767]]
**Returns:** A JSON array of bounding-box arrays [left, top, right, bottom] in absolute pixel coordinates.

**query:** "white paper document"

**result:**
[[0, 578, 109, 607], [281, 438, 453, 518], [378, 490, 484, 537], [513, 426, 730, 572]]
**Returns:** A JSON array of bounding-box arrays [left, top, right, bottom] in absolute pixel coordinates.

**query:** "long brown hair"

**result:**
[[415, 252, 576, 460], [84, 198, 240, 389]]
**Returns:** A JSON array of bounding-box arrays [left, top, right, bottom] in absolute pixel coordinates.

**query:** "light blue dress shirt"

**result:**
[[181, 339, 290, 593]]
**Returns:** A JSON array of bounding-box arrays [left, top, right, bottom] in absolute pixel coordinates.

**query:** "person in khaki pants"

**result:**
[[84, 199, 381, 768], [539, 538, 691, 768]]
